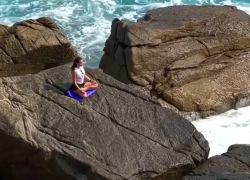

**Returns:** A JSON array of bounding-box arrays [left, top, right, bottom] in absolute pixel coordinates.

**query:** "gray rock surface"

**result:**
[[182, 144, 250, 180], [0, 64, 209, 180]]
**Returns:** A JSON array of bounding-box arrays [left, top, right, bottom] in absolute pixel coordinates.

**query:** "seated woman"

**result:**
[[70, 56, 98, 98]]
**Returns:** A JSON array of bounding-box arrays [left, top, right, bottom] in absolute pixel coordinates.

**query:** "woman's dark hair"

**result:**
[[71, 56, 82, 71]]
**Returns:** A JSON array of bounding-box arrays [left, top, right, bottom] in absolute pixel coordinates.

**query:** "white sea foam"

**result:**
[[192, 106, 250, 157], [0, 0, 179, 67]]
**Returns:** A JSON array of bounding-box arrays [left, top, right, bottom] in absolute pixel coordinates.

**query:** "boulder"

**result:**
[[181, 144, 250, 180], [0, 17, 77, 77], [99, 5, 250, 118], [0, 64, 209, 180]]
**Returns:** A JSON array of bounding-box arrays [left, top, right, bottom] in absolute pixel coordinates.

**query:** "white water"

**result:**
[[193, 106, 250, 157]]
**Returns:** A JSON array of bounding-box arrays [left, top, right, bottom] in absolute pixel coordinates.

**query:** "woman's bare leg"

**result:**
[[73, 89, 87, 98], [82, 82, 99, 91]]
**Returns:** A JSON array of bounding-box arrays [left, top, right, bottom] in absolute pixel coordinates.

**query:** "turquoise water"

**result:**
[[1, 0, 250, 158], [0, 0, 250, 68]]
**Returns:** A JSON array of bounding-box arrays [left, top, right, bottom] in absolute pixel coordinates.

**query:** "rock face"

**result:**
[[0, 17, 77, 77], [0, 64, 209, 180], [182, 144, 250, 180], [99, 5, 250, 118]]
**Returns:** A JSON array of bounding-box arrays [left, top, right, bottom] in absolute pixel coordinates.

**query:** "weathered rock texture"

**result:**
[[0, 17, 77, 77], [182, 144, 250, 180], [0, 64, 209, 180], [99, 5, 250, 118]]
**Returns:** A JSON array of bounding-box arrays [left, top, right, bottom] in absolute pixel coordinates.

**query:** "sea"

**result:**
[[0, 0, 250, 158]]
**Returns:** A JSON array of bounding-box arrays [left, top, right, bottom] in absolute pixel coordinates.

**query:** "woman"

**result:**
[[71, 56, 98, 98]]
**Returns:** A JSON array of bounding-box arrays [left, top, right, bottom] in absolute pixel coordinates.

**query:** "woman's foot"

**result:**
[[82, 91, 87, 98], [80, 89, 87, 98], [78, 88, 87, 98]]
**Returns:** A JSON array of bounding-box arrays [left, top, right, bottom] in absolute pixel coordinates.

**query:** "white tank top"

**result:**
[[74, 66, 85, 84]]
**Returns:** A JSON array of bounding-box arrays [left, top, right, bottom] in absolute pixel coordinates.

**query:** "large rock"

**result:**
[[182, 144, 250, 180], [0, 17, 77, 77], [0, 64, 209, 180], [99, 5, 250, 119]]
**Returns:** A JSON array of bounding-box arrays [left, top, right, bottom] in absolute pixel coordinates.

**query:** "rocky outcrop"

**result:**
[[0, 63, 209, 180], [182, 144, 250, 180], [0, 17, 77, 77], [99, 5, 250, 118]]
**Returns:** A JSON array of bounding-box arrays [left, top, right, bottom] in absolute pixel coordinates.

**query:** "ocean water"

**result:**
[[193, 106, 250, 157], [0, 0, 250, 158]]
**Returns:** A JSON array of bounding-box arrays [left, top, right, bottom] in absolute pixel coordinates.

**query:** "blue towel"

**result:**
[[64, 89, 96, 102]]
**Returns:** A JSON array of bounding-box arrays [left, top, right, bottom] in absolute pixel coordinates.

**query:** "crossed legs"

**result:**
[[73, 81, 99, 98], [82, 81, 99, 92]]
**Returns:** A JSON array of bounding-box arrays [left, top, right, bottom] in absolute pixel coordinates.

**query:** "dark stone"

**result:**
[[182, 144, 250, 180], [0, 63, 209, 180]]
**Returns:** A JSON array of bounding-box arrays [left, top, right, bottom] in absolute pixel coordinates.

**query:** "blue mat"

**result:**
[[64, 89, 96, 102]]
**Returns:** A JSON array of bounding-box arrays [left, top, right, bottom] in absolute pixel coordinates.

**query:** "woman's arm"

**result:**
[[84, 74, 92, 82], [72, 70, 81, 90]]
